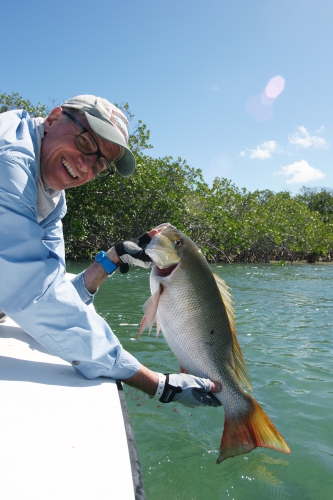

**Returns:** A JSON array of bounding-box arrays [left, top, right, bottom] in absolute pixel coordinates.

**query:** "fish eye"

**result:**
[[175, 239, 182, 247]]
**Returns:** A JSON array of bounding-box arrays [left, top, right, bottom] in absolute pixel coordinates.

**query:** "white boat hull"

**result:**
[[0, 275, 143, 499]]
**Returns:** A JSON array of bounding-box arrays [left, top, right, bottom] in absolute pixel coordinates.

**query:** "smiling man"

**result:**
[[0, 95, 221, 407]]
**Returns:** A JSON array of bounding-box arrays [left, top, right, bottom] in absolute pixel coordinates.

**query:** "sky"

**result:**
[[1, 0, 333, 195]]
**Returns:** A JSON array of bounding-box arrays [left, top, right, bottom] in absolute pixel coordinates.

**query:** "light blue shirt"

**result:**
[[0, 109, 140, 379]]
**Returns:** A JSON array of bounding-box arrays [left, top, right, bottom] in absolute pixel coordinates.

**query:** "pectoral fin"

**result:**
[[138, 284, 163, 338]]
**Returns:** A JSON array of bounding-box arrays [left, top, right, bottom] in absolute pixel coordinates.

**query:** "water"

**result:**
[[67, 261, 333, 499]]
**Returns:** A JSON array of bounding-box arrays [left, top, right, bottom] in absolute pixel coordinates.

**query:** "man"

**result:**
[[0, 95, 221, 406]]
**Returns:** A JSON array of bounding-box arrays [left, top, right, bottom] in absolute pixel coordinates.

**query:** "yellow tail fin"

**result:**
[[217, 394, 290, 464]]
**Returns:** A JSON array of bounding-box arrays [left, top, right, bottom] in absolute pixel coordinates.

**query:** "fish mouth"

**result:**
[[154, 264, 178, 277], [145, 233, 180, 269]]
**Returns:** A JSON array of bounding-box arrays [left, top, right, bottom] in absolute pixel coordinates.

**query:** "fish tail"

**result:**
[[217, 394, 290, 464]]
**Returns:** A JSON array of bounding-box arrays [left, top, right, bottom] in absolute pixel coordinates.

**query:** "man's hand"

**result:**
[[84, 224, 171, 293], [114, 224, 170, 273], [114, 233, 154, 273], [158, 373, 222, 408], [123, 365, 221, 408]]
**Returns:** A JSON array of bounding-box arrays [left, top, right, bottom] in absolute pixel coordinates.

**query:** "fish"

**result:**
[[139, 225, 290, 463]]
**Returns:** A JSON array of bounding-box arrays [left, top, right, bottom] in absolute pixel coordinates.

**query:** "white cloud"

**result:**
[[248, 140, 278, 159], [274, 160, 326, 184], [288, 126, 329, 149]]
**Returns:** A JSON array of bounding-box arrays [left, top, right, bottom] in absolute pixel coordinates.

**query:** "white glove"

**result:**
[[114, 233, 153, 273], [154, 373, 222, 408]]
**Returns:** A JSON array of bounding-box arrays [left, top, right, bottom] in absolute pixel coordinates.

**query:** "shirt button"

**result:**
[[72, 360, 80, 365]]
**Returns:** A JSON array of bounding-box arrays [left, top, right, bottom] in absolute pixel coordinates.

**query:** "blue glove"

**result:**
[[115, 233, 153, 273], [159, 374, 222, 408]]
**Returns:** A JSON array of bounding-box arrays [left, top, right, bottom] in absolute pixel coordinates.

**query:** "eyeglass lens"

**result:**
[[75, 133, 113, 178]]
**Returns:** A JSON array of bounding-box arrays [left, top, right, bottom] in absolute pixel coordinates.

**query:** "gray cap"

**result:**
[[61, 95, 135, 177]]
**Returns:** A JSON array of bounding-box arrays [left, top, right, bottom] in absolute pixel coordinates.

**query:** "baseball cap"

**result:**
[[61, 95, 135, 177]]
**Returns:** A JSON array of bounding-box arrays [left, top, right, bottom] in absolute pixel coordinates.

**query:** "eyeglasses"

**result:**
[[62, 109, 116, 179]]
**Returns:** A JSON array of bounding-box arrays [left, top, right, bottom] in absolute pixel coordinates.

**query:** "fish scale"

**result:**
[[140, 225, 290, 463]]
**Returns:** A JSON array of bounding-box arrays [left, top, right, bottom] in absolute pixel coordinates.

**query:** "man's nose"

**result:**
[[77, 153, 95, 173]]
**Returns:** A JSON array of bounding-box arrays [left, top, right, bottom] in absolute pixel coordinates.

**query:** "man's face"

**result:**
[[40, 107, 121, 190]]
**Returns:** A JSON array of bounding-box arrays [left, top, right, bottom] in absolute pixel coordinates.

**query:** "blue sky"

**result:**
[[1, 0, 332, 194]]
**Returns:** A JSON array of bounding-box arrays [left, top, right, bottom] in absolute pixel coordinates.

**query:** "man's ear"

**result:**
[[44, 107, 63, 132]]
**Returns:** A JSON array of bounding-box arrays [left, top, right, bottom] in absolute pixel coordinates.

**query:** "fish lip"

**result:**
[[153, 263, 178, 277]]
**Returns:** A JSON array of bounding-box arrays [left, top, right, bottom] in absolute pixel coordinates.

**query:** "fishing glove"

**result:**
[[115, 233, 153, 274], [158, 374, 222, 408]]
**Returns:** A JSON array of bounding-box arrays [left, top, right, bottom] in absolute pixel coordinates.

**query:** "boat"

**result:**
[[0, 274, 145, 500]]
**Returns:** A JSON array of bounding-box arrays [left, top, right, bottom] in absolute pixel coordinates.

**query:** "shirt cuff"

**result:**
[[70, 271, 96, 305]]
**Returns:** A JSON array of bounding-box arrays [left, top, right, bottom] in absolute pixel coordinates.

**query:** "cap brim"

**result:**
[[84, 112, 135, 177], [115, 149, 136, 178]]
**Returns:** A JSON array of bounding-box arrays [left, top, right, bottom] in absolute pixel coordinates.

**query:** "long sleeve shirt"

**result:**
[[0, 109, 140, 379]]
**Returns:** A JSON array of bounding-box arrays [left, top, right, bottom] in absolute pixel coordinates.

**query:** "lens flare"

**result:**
[[265, 76, 285, 99], [246, 75, 285, 121]]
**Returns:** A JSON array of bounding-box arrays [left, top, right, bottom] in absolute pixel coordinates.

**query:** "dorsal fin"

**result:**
[[213, 273, 252, 391]]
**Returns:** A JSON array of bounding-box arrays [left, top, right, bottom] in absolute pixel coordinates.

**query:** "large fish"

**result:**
[[139, 225, 290, 463]]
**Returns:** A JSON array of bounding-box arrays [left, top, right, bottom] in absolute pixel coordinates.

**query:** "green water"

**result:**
[[67, 261, 333, 500]]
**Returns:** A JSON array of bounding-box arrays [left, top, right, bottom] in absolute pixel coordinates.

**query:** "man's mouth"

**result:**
[[62, 158, 78, 179]]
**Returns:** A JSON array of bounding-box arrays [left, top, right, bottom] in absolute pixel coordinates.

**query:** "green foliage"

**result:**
[[0, 91, 47, 117], [202, 184, 333, 262], [64, 161, 333, 262], [64, 153, 207, 257], [297, 187, 333, 223]]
